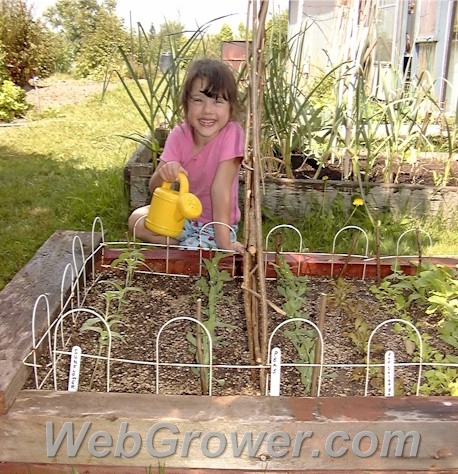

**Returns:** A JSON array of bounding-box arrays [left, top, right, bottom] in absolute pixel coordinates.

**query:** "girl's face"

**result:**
[[187, 78, 231, 147]]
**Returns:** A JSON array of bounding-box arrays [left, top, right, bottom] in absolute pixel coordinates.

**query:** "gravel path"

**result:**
[[25, 78, 115, 110]]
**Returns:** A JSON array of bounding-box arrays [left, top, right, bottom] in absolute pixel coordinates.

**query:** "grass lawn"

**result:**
[[0, 79, 146, 290]]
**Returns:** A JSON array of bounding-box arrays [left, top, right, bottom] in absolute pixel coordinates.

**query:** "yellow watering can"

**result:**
[[145, 172, 202, 238]]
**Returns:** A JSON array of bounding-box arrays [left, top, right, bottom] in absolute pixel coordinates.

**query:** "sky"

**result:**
[[32, 0, 289, 34]]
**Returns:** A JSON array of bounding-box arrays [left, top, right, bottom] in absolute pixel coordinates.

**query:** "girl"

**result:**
[[128, 58, 245, 254]]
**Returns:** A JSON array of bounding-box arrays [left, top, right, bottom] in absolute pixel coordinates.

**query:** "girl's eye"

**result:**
[[190, 97, 202, 103], [215, 98, 225, 104]]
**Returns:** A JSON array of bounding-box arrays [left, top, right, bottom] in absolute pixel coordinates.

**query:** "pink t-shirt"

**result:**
[[159, 121, 244, 225]]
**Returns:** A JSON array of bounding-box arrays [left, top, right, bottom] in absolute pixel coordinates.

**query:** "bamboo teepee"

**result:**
[[242, 0, 270, 394]]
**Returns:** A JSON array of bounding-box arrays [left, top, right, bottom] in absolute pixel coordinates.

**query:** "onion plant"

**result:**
[[261, 24, 346, 179], [110, 21, 214, 167], [351, 69, 442, 184]]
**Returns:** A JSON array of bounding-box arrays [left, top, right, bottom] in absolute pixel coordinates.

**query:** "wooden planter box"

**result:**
[[124, 140, 154, 210], [1, 232, 458, 472], [124, 143, 458, 217]]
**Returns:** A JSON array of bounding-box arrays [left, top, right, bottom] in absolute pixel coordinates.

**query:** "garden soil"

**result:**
[[26, 269, 449, 398]]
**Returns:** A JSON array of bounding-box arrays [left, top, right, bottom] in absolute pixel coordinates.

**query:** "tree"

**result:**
[[237, 21, 246, 41], [43, 0, 130, 79], [0, 0, 63, 85], [216, 23, 233, 42], [44, 0, 101, 55], [156, 20, 186, 53]]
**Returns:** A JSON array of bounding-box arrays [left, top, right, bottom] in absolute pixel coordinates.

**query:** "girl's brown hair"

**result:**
[[180, 58, 241, 121]]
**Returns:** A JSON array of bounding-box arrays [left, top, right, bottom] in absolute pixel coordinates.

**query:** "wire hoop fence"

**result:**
[[23, 218, 458, 397]]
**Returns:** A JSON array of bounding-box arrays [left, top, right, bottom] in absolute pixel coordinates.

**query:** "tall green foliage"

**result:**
[[0, 79, 27, 121], [264, 9, 288, 59], [0, 0, 60, 85], [43, 0, 130, 79], [0, 43, 7, 83]]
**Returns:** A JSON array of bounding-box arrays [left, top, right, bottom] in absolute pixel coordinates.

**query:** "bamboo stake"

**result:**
[[241, 284, 286, 315], [339, 231, 359, 279], [311, 293, 327, 397], [375, 223, 381, 283], [195, 298, 208, 395], [242, 0, 256, 372], [252, 0, 270, 393], [416, 227, 423, 270]]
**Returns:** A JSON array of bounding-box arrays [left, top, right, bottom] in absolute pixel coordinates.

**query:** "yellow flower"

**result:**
[[322, 175, 329, 181], [353, 197, 364, 207]]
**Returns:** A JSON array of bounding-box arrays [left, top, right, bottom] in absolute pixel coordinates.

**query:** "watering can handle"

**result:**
[[160, 172, 189, 194]]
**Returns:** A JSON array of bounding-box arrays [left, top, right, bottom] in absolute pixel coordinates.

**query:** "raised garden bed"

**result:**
[[0, 231, 458, 471], [124, 142, 458, 217]]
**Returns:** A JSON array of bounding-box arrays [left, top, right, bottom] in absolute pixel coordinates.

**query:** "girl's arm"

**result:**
[[210, 158, 244, 253]]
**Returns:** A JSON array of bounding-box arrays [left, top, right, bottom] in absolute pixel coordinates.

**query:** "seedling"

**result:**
[[187, 252, 236, 391], [272, 254, 316, 392], [79, 247, 144, 388]]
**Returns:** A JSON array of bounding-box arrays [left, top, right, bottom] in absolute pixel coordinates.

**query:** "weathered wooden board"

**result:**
[[1, 467, 456, 474], [0, 391, 457, 471], [0, 231, 101, 414]]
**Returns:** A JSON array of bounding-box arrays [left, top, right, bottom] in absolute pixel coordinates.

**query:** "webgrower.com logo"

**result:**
[[46, 421, 421, 459]]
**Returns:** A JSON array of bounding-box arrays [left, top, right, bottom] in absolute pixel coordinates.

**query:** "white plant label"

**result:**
[[270, 347, 281, 396], [68, 345, 82, 392], [384, 350, 395, 397]]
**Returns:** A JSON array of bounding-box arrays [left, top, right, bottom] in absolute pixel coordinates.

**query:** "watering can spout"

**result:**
[[145, 172, 202, 238]]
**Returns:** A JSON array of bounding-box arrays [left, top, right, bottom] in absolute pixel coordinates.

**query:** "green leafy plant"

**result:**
[[395, 325, 458, 396], [372, 263, 458, 395], [272, 254, 316, 391], [345, 315, 380, 356], [79, 247, 145, 388], [112, 21, 212, 166], [350, 69, 443, 185], [187, 252, 236, 391], [327, 277, 387, 392], [420, 360, 458, 396], [261, 26, 344, 179], [327, 277, 359, 320], [372, 263, 458, 349], [110, 247, 146, 287], [80, 283, 131, 345], [0, 79, 28, 122]]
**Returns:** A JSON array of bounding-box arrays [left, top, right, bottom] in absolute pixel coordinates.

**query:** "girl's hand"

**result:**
[[158, 161, 187, 183], [227, 241, 245, 255]]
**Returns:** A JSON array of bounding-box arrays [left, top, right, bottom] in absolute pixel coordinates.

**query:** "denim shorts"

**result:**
[[176, 220, 238, 249]]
